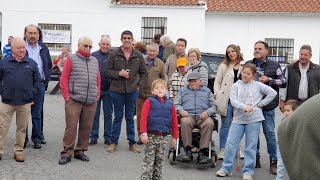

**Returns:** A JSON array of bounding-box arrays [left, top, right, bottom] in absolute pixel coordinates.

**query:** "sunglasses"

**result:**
[[83, 45, 93, 49]]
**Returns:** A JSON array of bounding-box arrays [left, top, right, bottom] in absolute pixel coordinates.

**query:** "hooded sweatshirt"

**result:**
[[230, 79, 277, 124]]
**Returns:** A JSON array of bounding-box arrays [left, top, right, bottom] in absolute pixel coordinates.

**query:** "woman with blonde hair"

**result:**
[[185, 48, 208, 86], [214, 44, 244, 160]]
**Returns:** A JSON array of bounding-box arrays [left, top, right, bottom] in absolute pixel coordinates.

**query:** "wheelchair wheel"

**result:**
[[169, 151, 175, 165], [210, 155, 216, 168]]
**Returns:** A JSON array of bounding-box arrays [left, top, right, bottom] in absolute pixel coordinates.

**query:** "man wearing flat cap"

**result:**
[[174, 72, 217, 164]]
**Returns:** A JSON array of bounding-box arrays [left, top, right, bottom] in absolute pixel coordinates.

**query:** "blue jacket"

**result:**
[[3, 44, 12, 58], [148, 96, 173, 134], [25, 41, 52, 83], [157, 45, 164, 60], [0, 56, 41, 105], [174, 85, 217, 117], [91, 50, 110, 91]]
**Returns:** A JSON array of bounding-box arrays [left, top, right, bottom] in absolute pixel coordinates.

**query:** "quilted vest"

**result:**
[[68, 52, 99, 105], [147, 96, 173, 134]]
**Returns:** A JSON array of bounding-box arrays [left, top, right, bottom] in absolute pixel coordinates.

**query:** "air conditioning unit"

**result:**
[[287, 52, 294, 63]]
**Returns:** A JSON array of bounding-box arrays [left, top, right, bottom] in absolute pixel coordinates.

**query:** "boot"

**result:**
[[270, 159, 277, 175], [255, 155, 261, 168]]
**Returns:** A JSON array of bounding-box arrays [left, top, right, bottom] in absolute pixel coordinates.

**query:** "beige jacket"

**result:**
[[139, 58, 165, 98], [214, 62, 243, 116]]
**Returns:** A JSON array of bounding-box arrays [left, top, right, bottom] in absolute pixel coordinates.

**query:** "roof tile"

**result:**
[[207, 0, 320, 13]]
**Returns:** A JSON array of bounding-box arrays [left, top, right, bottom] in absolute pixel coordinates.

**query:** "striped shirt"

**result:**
[[169, 71, 187, 100]]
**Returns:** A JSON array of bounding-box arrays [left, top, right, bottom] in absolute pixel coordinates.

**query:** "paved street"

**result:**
[[0, 82, 287, 180]]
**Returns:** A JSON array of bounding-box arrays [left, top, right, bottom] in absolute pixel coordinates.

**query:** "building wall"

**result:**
[[0, 0, 205, 55], [205, 14, 320, 64]]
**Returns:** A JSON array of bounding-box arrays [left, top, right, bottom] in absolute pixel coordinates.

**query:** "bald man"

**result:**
[[0, 37, 41, 162], [59, 36, 100, 165]]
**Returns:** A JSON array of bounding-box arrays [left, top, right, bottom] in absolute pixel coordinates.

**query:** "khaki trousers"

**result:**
[[0, 102, 31, 155], [180, 116, 214, 149], [61, 99, 97, 157], [136, 96, 147, 135]]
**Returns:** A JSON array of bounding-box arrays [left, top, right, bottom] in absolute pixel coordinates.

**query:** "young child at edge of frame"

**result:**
[[276, 99, 299, 180]]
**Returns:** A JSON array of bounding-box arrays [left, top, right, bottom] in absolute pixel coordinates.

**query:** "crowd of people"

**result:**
[[0, 24, 320, 180]]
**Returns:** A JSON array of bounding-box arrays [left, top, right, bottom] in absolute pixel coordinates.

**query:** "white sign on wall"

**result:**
[[42, 30, 71, 43]]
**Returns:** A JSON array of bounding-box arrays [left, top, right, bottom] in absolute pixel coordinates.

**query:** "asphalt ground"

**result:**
[[0, 82, 287, 180]]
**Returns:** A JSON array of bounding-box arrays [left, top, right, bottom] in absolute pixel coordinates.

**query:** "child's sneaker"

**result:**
[[242, 174, 253, 180], [216, 169, 231, 177]]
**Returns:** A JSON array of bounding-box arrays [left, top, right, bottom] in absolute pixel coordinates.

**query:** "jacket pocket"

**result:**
[[23, 88, 34, 102], [1, 88, 14, 101]]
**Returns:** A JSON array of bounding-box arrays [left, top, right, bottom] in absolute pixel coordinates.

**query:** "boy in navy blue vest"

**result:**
[[140, 79, 179, 180]]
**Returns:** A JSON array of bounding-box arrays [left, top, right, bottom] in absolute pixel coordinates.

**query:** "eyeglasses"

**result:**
[[83, 45, 93, 49]]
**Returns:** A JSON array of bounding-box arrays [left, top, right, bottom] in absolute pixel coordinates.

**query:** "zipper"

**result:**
[[84, 60, 90, 104]]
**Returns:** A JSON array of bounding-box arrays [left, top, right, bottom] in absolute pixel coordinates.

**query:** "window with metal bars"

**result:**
[[265, 38, 294, 64], [141, 17, 167, 44], [38, 23, 72, 51]]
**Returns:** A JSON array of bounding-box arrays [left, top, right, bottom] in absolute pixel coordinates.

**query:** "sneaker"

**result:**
[[216, 169, 231, 177], [217, 149, 224, 160], [129, 144, 141, 153], [106, 144, 117, 153], [242, 174, 253, 180]]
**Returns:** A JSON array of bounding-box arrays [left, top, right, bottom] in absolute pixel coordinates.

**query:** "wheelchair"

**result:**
[[168, 114, 218, 168]]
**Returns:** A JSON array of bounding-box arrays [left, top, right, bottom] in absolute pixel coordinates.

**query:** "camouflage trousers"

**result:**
[[141, 134, 168, 180]]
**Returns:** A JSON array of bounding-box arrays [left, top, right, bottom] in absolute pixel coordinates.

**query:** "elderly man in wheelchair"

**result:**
[[174, 72, 217, 164]]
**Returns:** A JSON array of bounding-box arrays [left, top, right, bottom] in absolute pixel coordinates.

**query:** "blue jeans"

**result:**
[[90, 90, 113, 144], [110, 91, 138, 146], [276, 144, 285, 180], [219, 101, 233, 149], [26, 85, 46, 144], [220, 122, 261, 176], [256, 109, 277, 160]]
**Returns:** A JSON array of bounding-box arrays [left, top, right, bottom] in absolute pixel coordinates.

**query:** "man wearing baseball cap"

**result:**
[[174, 72, 217, 164]]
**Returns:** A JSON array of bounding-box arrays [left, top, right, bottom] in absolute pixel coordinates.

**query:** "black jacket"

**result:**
[[0, 56, 41, 105], [286, 60, 320, 101]]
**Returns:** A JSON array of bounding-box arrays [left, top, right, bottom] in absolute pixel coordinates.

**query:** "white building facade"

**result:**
[[0, 0, 205, 56], [0, 0, 319, 63]]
